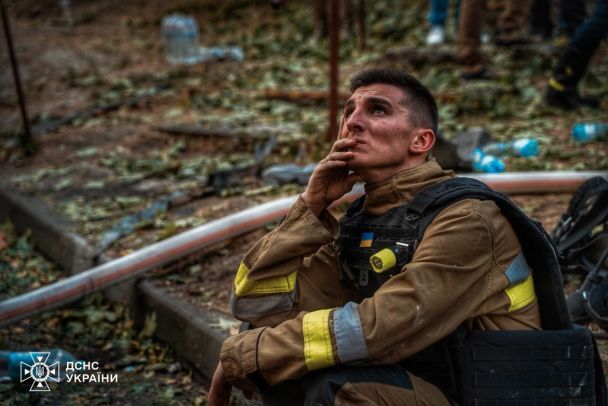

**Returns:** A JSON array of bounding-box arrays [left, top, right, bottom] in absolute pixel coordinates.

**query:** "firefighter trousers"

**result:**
[[259, 364, 451, 406]]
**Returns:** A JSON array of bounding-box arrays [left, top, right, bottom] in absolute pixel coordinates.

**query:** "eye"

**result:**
[[343, 108, 353, 118], [372, 106, 386, 115]]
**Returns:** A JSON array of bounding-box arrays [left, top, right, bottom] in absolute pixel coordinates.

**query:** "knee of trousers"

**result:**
[[300, 365, 414, 405], [301, 368, 349, 405]]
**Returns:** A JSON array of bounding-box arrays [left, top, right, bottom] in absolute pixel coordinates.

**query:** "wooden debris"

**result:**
[[154, 124, 270, 140], [32, 90, 160, 135], [385, 46, 458, 67]]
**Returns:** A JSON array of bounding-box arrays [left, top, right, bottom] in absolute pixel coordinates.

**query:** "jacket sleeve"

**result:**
[[230, 196, 358, 325], [221, 199, 527, 388]]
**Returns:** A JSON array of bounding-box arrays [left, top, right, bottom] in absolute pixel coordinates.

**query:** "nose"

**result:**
[[345, 108, 365, 134]]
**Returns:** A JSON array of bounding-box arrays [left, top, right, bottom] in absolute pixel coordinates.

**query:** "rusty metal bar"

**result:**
[[0, 0, 35, 155], [328, 0, 340, 141]]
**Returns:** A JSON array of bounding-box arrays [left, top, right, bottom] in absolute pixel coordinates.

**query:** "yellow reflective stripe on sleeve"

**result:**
[[234, 262, 297, 297], [303, 309, 335, 371], [505, 275, 536, 312]]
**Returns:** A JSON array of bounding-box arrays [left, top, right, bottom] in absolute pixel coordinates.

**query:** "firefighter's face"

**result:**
[[339, 83, 433, 182]]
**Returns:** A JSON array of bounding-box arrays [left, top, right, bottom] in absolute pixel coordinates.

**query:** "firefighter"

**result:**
[[209, 69, 601, 405]]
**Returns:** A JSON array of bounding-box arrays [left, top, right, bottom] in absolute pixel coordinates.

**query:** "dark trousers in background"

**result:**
[[458, 0, 533, 67], [552, 0, 608, 89]]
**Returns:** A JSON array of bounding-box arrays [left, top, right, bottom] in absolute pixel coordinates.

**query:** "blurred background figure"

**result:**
[[545, 0, 607, 109], [426, 0, 461, 45], [458, 0, 533, 79], [529, 0, 554, 40]]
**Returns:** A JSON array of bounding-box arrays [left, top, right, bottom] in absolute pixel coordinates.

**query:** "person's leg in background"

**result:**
[[546, 0, 607, 109], [529, 0, 554, 40], [496, 0, 534, 45], [427, 0, 450, 45], [559, 0, 588, 36], [458, 0, 487, 79]]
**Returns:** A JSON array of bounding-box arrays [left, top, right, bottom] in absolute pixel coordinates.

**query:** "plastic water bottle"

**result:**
[[0, 349, 78, 382], [572, 123, 608, 143], [162, 14, 201, 65], [199, 46, 245, 63], [481, 138, 540, 158], [471, 149, 505, 173]]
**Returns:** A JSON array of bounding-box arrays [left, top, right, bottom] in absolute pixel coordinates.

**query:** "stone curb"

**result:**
[[136, 280, 230, 379], [0, 185, 95, 274], [0, 184, 234, 381]]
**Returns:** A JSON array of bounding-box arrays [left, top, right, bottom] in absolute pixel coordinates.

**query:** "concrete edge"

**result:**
[[136, 279, 233, 380], [0, 185, 95, 274]]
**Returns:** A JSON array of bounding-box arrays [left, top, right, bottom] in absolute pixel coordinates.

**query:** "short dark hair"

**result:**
[[349, 68, 438, 134]]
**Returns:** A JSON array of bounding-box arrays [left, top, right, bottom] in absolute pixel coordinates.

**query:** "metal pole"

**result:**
[[0, 0, 35, 155], [328, 0, 340, 141]]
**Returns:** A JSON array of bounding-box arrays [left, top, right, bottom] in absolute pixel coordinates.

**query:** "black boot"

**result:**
[[545, 84, 600, 110], [544, 45, 599, 109]]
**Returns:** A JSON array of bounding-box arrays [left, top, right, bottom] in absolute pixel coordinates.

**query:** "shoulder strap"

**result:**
[[408, 177, 572, 330]]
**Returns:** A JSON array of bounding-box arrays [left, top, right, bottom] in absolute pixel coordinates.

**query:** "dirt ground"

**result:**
[[1, 0, 607, 402]]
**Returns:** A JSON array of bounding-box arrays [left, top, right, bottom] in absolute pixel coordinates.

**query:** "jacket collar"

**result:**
[[362, 159, 455, 215]]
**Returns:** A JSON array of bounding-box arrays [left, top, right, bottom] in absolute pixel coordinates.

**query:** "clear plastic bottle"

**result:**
[[481, 138, 540, 158], [572, 123, 608, 143], [471, 148, 506, 173], [0, 348, 78, 382], [161, 14, 201, 65]]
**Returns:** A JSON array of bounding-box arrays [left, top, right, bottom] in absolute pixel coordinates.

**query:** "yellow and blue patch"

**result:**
[[359, 232, 374, 248]]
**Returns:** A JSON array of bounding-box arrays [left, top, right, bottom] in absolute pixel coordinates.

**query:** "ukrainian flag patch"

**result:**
[[359, 232, 374, 248]]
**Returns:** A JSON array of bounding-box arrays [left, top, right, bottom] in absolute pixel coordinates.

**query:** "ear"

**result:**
[[409, 128, 435, 155]]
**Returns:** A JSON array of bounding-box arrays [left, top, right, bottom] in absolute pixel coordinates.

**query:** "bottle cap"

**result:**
[[514, 138, 539, 157]]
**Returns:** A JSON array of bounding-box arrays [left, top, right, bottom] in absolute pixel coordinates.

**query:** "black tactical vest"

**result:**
[[336, 197, 417, 297], [336, 177, 606, 405]]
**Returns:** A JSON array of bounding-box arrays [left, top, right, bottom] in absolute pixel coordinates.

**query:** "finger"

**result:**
[[326, 151, 354, 161], [318, 159, 348, 169], [330, 137, 357, 153]]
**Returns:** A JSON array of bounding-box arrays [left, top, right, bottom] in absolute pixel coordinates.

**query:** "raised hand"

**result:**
[[301, 137, 362, 216]]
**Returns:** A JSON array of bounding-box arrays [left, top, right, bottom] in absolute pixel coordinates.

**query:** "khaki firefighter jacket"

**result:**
[[220, 159, 541, 392]]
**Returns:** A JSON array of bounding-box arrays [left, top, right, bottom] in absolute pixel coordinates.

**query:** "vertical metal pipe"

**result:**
[[328, 0, 340, 141], [0, 0, 35, 155], [357, 0, 366, 50]]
